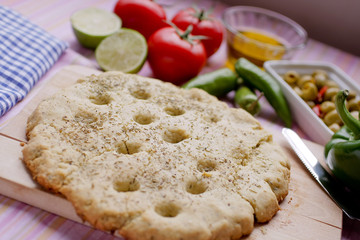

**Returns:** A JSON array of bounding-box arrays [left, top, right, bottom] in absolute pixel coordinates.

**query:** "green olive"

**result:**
[[306, 101, 315, 108], [320, 101, 336, 115], [312, 69, 328, 78], [314, 74, 327, 88], [331, 94, 338, 103], [324, 87, 340, 101], [301, 82, 318, 101], [293, 86, 303, 97], [346, 90, 357, 100], [351, 111, 359, 120], [324, 80, 339, 88], [312, 70, 328, 88], [297, 75, 314, 88], [347, 98, 360, 111], [323, 109, 342, 126], [284, 70, 299, 84], [328, 123, 341, 133]]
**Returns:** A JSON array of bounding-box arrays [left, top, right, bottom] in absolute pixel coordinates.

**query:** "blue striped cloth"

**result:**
[[0, 6, 68, 116]]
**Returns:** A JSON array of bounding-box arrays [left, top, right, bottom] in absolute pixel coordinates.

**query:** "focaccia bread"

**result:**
[[23, 72, 290, 240]]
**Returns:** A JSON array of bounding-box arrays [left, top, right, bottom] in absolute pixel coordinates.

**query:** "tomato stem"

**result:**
[[165, 20, 207, 45], [166, 21, 193, 41], [191, 6, 214, 21], [180, 25, 193, 39], [198, 10, 205, 21]]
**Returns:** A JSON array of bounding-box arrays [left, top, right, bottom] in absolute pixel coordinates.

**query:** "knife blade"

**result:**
[[282, 128, 360, 220]]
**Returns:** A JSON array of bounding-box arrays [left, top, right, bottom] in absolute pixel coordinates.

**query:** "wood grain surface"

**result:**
[[0, 65, 342, 239]]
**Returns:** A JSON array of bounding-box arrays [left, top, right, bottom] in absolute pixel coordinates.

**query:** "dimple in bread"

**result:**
[[23, 72, 290, 240]]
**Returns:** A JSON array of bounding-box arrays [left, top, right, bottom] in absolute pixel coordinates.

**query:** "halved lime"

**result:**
[[95, 28, 148, 73], [71, 8, 122, 49]]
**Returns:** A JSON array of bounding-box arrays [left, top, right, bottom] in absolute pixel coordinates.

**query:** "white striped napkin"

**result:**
[[0, 5, 68, 116]]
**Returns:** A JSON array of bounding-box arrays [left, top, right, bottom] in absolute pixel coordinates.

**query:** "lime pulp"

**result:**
[[95, 28, 148, 73], [71, 8, 122, 49]]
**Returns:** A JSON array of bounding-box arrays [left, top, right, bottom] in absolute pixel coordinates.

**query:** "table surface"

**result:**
[[1, 0, 360, 239]]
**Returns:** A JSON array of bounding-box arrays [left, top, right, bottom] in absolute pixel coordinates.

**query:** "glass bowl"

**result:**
[[222, 6, 308, 67]]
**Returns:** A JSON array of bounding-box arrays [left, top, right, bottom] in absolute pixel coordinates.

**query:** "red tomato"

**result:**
[[147, 27, 207, 85], [113, 0, 167, 39], [172, 7, 224, 58]]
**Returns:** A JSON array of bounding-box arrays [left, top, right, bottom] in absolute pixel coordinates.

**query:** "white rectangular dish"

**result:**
[[264, 60, 360, 145]]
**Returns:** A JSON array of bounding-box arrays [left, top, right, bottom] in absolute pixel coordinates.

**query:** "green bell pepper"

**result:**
[[324, 90, 360, 191]]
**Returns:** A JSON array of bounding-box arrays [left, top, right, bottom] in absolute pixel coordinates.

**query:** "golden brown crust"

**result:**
[[23, 72, 290, 240]]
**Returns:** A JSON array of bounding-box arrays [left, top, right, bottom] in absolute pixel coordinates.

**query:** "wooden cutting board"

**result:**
[[0, 65, 342, 240]]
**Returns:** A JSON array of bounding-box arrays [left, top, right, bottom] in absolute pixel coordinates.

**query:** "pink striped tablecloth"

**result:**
[[0, 0, 360, 239]]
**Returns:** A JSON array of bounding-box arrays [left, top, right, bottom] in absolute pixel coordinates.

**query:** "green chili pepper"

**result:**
[[324, 90, 360, 190], [234, 86, 261, 115], [182, 68, 238, 97], [234, 58, 292, 127]]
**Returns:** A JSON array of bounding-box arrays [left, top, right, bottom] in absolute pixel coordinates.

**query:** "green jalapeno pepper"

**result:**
[[324, 90, 360, 190], [182, 68, 238, 97], [234, 86, 261, 115], [234, 58, 292, 127]]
